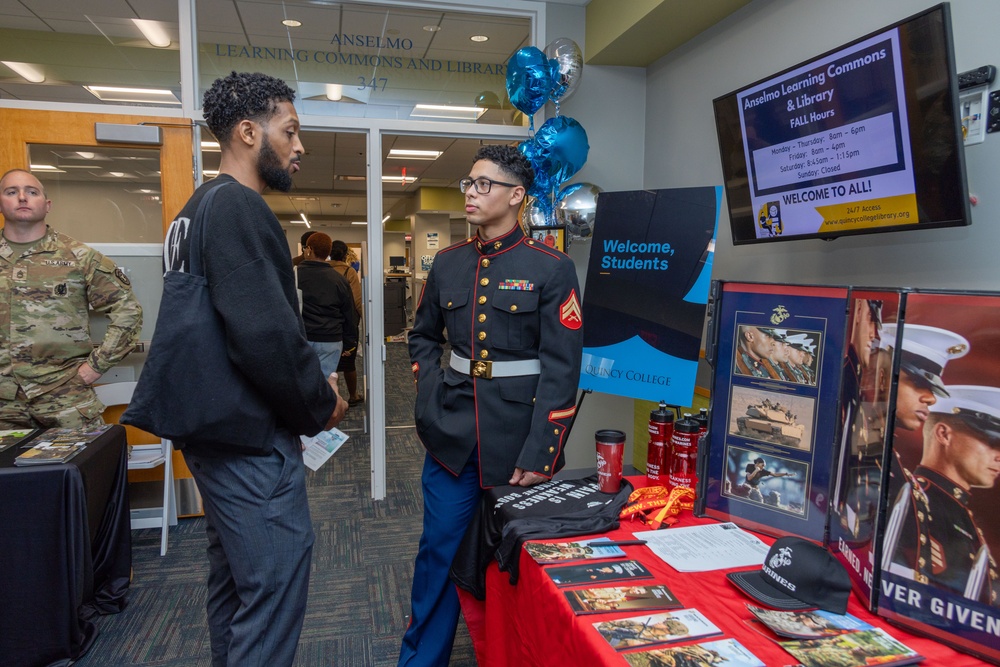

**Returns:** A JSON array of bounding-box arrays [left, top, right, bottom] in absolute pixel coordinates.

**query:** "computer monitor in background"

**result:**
[[389, 255, 406, 272]]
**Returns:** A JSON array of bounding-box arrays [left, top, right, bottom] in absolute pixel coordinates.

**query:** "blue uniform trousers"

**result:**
[[183, 430, 315, 667], [398, 452, 482, 666]]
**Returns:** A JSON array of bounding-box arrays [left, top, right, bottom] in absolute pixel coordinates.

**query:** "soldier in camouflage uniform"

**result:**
[[0, 169, 142, 429]]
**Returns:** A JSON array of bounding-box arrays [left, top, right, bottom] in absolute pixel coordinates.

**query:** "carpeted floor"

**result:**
[[76, 342, 476, 666]]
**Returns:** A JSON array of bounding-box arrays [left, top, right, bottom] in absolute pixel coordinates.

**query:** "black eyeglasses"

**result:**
[[459, 176, 519, 194]]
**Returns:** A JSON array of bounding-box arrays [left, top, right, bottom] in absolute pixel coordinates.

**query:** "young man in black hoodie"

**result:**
[[160, 71, 346, 667]]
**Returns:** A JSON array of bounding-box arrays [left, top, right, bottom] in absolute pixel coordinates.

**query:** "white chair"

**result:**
[[94, 381, 177, 556]]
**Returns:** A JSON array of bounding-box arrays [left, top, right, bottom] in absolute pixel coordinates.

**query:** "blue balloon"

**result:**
[[532, 116, 590, 185], [506, 47, 556, 116]]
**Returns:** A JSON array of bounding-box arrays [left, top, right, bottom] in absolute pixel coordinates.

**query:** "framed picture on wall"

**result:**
[[698, 281, 849, 543], [529, 225, 565, 253]]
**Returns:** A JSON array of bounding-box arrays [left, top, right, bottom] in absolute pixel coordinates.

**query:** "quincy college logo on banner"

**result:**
[[579, 187, 720, 403]]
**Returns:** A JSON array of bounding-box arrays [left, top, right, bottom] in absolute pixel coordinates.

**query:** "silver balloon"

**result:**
[[544, 37, 583, 106], [525, 196, 557, 227], [555, 182, 602, 239]]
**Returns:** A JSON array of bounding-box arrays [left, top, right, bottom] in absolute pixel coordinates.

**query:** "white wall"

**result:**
[[644, 0, 1000, 290], [545, 3, 647, 471]]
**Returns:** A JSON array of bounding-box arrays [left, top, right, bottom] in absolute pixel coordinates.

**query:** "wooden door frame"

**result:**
[[0, 108, 193, 234]]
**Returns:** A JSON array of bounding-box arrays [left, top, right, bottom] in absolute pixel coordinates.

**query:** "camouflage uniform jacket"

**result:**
[[0, 226, 142, 400]]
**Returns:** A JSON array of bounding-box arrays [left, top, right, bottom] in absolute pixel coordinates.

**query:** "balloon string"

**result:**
[[528, 115, 535, 134]]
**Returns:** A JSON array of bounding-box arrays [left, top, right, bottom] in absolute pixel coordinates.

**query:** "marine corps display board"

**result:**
[[828, 289, 904, 612], [877, 291, 1000, 665], [698, 281, 848, 544]]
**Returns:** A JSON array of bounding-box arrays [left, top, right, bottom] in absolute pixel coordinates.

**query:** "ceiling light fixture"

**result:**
[[282, 19, 302, 27], [352, 221, 368, 226], [325, 84, 343, 101], [470, 35, 489, 42], [381, 175, 417, 184], [300, 212, 311, 228], [29, 164, 64, 172], [84, 85, 181, 105], [410, 104, 486, 121], [132, 19, 171, 48], [203, 169, 220, 177], [2, 61, 45, 83], [388, 149, 442, 160], [382, 214, 391, 223], [423, 25, 441, 32], [200, 141, 220, 152]]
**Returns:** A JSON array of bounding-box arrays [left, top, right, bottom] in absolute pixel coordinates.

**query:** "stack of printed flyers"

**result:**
[[746, 605, 923, 667], [13, 424, 111, 466], [526, 538, 766, 666]]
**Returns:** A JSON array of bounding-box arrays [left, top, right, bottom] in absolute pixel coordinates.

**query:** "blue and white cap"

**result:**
[[929, 385, 1000, 447], [879, 323, 969, 397]]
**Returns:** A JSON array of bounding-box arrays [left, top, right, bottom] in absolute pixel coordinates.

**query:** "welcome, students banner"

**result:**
[[579, 187, 720, 404]]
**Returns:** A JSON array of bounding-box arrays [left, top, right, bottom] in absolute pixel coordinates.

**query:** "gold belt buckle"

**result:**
[[471, 360, 493, 379]]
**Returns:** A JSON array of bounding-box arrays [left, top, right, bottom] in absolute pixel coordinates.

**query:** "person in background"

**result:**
[[291, 229, 316, 267], [399, 144, 583, 666], [330, 239, 364, 405], [0, 168, 142, 429], [157, 71, 346, 667], [298, 232, 355, 379]]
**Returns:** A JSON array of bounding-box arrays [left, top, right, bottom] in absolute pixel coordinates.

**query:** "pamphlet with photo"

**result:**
[[525, 537, 627, 564], [564, 584, 681, 615], [593, 608, 721, 651], [622, 638, 765, 667]]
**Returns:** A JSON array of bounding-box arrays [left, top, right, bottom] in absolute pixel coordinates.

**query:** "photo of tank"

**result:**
[[736, 399, 806, 447], [728, 387, 814, 452]]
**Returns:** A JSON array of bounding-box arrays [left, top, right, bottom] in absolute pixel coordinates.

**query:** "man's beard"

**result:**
[[258, 135, 294, 192]]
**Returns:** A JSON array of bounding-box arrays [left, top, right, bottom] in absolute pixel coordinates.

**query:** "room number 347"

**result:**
[[358, 77, 388, 92]]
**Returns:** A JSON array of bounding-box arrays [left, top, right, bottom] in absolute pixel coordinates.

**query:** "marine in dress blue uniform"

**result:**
[[885, 385, 1000, 605], [400, 145, 583, 666]]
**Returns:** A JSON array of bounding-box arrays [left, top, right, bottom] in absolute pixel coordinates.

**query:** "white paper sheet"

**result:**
[[633, 522, 770, 572], [300, 427, 349, 471]]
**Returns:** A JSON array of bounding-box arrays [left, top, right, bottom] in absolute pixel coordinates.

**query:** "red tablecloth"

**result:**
[[458, 481, 991, 666]]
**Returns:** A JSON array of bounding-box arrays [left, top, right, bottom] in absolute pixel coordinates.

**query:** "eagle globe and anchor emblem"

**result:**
[[770, 305, 790, 325], [769, 546, 793, 569]]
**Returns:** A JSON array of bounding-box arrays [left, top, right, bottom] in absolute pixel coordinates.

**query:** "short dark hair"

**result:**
[[474, 144, 534, 192], [330, 239, 349, 261], [203, 71, 296, 147], [300, 230, 317, 246], [307, 232, 333, 260]]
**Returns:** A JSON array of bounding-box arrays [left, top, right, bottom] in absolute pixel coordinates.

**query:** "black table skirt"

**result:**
[[0, 424, 132, 667]]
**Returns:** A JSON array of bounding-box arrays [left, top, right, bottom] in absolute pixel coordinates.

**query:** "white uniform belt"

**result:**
[[450, 351, 540, 379]]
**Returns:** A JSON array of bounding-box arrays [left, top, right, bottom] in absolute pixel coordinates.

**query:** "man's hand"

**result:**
[[324, 373, 348, 429], [77, 362, 102, 385], [509, 467, 547, 487]]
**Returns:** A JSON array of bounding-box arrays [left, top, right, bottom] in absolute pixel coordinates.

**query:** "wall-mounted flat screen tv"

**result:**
[[713, 3, 969, 245]]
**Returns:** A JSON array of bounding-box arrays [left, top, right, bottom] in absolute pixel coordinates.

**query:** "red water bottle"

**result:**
[[695, 408, 709, 453], [645, 402, 674, 486], [668, 413, 700, 492]]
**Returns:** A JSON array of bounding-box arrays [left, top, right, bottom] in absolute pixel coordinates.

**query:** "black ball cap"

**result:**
[[726, 537, 852, 614]]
